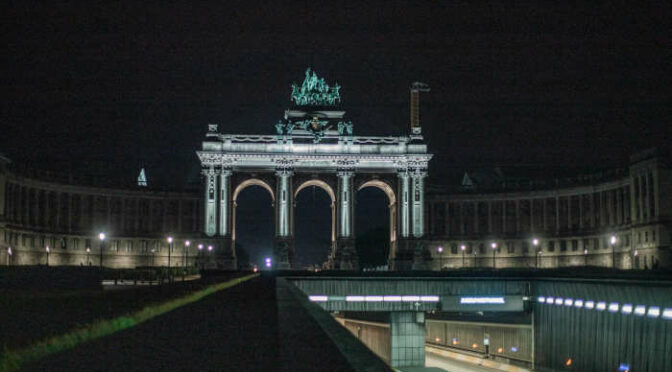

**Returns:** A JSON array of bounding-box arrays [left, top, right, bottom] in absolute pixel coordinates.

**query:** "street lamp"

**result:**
[[198, 243, 204, 270], [584, 248, 588, 266], [491, 242, 497, 268], [45, 245, 50, 266], [86, 247, 91, 266], [610, 235, 617, 269], [7, 247, 12, 266], [265, 257, 272, 269], [183, 240, 190, 281], [437, 246, 443, 271], [460, 244, 466, 267], [537, 251, 543, 269], [167, 236, 173, 268], [98, 232, 105, 269], [533, 238, 540, 269]]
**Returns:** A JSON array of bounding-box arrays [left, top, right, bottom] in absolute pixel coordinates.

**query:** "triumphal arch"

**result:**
[[197, 69, 432, 270]]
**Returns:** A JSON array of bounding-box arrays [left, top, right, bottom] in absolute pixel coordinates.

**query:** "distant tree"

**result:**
[[356, 227, 389, 268]]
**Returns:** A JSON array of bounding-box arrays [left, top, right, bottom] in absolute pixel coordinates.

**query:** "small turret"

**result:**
[[410, 82, 430, 134]]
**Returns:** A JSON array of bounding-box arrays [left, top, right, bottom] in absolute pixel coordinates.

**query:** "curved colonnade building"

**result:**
[[1, 148, 669, 270]]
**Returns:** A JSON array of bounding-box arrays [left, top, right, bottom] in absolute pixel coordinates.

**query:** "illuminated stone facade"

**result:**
[[425, 149, 671, 270]]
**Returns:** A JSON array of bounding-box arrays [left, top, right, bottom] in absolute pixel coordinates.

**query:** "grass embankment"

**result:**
[[0, 273, 258, 372]]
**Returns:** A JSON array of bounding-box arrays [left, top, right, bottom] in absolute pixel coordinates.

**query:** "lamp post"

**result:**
[[208, 245, 213, 268], [437, 246, 443, 271], [634, 249, 638, 269], [491, 242, 497, 268], [461, 244, 466, 267], [610, 235, 617, 269], [86, 247, 91, 266], [533, 238, 539, 269], [98, 232, 105, 269], [167, 236, 173, 268], [584, 248, 588, 266], [537, 251, 543, 269], [7, 247, 12, 266], [183, 240, 190, 281], [45, 245, 50, 266], [198, 243, 204, 270]]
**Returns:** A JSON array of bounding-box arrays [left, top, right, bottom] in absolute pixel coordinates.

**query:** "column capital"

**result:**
[[336, 169, 354, 178], [201, 167, 219, 177], [220, 167, 232, 177], [410, 168, 428, 178], [397, 168, 410, 178], [275, 168, 294, 177]]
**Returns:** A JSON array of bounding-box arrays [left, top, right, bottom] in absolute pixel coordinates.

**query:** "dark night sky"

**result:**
[[2, 1, 670, 266]]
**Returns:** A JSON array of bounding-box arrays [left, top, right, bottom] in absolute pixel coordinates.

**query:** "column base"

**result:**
[[274, 236, 294, 269], [329, 238, 358, 270], [392, 239, 429, 271], [215, 236, 236, 270]]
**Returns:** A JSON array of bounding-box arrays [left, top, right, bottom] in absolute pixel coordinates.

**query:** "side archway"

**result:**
[[357, 180, 398, 266], [231, 178, 275, 254]]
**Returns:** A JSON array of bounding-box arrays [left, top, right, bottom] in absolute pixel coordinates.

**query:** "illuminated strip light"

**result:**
[[383, 296, 402, 302], [648, 306, 660, 318], [585, 300, 595, 309], [346, 296, 365, 302], [564, 298, 573, 306], [365, 296, 384, 302], [308, 295, 328, 302], [621, 304, 633, 314], [460, 297, 505, 304], [546, 297, 555, 304], [402, 296, 421, 302], [596, 302, 607, 311], [537, 296, 545, 303], [420, 296, 440, 302], [555, 298, 564, 306], [608, 302, 620, 313], [663, 308, 672, 319], [574, 299, 584, 308], [634, 305, 646, 316]]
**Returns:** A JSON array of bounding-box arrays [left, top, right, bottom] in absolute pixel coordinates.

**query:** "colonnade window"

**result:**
[[548, 241, 555, 252]]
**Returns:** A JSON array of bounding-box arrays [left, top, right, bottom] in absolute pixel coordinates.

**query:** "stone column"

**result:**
[[334, 169, 357, 270], [390, 312, 426, 368], [216, 168, 235, 269], [398, 170, 410, 238], [274, 168, 294, 269], [218, 169, 232, 236], [411, 169, 427, 238], [203, 167, 218, 237]]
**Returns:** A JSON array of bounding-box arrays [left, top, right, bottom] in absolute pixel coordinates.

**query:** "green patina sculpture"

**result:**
[[291, 68, 341, 106]]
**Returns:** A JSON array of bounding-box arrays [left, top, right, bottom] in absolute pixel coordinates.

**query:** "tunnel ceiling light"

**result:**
[[621, 304, 633, 314], [364, 296, 384, 302], [574, 299, 584, 308], [608, 302, 620, 312], [402, 296, 421, 302], [662, 308, 672, 319], [555, 298, 564, 306], [511, 346, 518, 352], [346, 296, 365, 302], [648, 306, 660, 318], [564, 298, 573, 306], [585, 300, 595, 309], [596, 302, 607, 311], [420, 296, 440, 302], [634, 305, 646, 316], [460, 297, 505, 304], [308, 295, 328, 302], [383, 296, 402, 302], [546, 297, 554, 304], [537, 296, 545, 303]]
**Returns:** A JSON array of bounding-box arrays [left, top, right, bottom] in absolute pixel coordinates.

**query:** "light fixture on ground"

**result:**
[[98, 232, 105, 269]]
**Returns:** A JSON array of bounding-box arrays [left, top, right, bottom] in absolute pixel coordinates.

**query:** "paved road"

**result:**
[[23, 276, 355, 372], [425, 353, 512, 372]]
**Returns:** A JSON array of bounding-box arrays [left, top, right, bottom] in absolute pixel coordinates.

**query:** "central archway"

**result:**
[[294, 180, 336, 269], [357, 180, 397, 268]]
